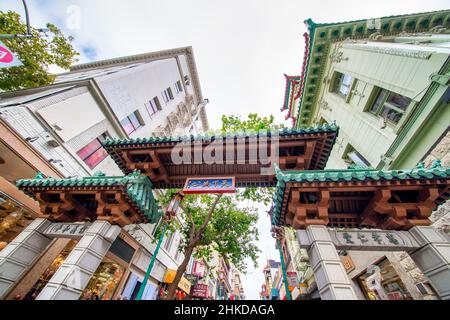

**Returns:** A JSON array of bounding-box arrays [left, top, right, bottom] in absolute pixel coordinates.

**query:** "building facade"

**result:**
[[0, 46, 210, 300], [280, 10, 450, 300]]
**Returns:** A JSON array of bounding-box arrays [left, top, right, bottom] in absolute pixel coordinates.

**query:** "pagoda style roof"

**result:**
[[272, 162, 450, 230], [292, 9, 450, 127], [102, 124, 339, 188], [16, 171, 162, 227]]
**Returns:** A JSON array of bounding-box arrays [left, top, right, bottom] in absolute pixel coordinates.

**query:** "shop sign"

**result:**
[[163, 269, 177, 283], [341, 255, 356, 273], [183, 177, 236, 194], [297, 229, 421, 252], [44, 222, 90, 239], [191, 283, 208, 298], [178, 275, 192, 294], [192, 260, 206, 278], [0, 41, 23, 69]]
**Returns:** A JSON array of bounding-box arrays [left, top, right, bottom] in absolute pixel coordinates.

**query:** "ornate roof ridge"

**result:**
[[102, 123, 339, 147], [16, 171, 152, 187], [306, 9, 450, 28]]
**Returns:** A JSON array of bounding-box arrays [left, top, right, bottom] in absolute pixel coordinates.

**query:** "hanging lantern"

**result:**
[[166, 192, 184, 219]]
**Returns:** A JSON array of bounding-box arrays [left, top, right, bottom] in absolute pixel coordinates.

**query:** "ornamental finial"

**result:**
[[430, 159, 442, 169], [34, 172, 45, 180], [415, 161, 425, 169]]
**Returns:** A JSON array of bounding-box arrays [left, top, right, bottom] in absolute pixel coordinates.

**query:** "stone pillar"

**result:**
[[409, 226, 450, 300], [299, 225, 357, 300], [36, 220, 121, 300], [0, 218, 53, 299]]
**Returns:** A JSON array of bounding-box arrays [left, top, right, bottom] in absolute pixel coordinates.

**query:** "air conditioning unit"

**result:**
[[44, 135, 60, 147]]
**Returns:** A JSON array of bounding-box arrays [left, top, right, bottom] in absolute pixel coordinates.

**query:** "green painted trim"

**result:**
[[378, 57, 450, 170]]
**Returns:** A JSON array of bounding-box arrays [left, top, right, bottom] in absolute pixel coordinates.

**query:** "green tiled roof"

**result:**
[[271, 162, 450, 226], [16, 171, 163, 223], [102, 123, 339, 147]]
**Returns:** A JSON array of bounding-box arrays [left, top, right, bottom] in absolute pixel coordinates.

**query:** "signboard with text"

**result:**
[[0, 40, 23, 69], [297, 229, 421, 252], [44, 222, 90, 239], [192, 260, 206, 278], [183, 177, 236, 194], [191, 283, 209, 298]]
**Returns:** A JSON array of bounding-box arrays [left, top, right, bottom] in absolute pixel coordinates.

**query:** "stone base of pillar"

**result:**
[[36, 220, 121, 300], [303, 226, 357, 300], [0, 219, 53, 299]]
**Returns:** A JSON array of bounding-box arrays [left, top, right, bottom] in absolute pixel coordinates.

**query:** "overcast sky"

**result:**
[[1, 0, 449, 300]]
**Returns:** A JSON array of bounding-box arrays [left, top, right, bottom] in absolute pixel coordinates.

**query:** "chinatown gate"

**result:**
[[1, 124, 449, 300]]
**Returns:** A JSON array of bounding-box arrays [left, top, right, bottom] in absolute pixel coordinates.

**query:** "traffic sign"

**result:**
[[0, 41, 23, 69]]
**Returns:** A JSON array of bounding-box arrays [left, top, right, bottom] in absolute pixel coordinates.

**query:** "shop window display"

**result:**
[[80, 259, 125, 300], [24, 240, 78, 300], [357, 258, 413, 300]]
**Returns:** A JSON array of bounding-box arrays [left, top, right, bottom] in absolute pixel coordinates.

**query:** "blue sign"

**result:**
[[183, 177, 236, 194]]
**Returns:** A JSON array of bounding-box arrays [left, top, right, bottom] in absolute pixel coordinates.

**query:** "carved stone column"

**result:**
[[35, 220, 121, 300], [297, 225, 357, 300], [0, 218, 53, 299], [409, 226, 450, 300]]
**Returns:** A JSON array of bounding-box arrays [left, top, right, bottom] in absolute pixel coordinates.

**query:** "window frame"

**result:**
[[120, 111, 144, 135], [77, 132, 110, 170], [367, 87, 413, 127], [333, 72, 354, 99]]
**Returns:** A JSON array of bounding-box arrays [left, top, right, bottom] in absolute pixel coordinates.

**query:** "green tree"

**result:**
[[161, 113, 281, 300], [160, 191, 259, 300], [0, 11, 79, 91]]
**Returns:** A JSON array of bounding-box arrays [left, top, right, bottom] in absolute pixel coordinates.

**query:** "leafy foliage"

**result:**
[[221, 113, 284, 133], [0, 11, 79, 90]]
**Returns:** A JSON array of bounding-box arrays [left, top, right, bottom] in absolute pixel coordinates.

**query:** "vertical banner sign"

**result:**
[[0, 41, 23, 69]]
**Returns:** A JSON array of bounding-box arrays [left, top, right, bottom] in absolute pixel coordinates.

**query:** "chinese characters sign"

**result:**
[[192, 260, 206, 278], [297, 229, 421, 252], [183, 177, 236, 194], [330, 230, 421, 251], [0, 41, 23, 69], [44, 222, 90, 239], [191, 284, 209, 298]]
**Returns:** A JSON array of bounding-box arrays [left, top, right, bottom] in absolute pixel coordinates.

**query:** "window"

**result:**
[[184, 75, 190, 85], [163, 231, 176, 252], [342, 144, 370, 168], [162, 90, 170, 103], [146, 96, 162, 116], [153, 96, 162, 110], [334, 72, 353, 97], [167, 87, 174, 100], [77, 133, 109, 169], [120, 111, 143, 135], [175, 81, 183, 94], [368, 88, 412, 125]]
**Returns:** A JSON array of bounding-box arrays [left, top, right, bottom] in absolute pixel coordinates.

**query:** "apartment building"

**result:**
[[0, 46, 210, 300]]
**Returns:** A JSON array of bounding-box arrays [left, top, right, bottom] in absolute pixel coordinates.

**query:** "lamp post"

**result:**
[[271, 225, 292, 300], [135, 192, 184, 300]]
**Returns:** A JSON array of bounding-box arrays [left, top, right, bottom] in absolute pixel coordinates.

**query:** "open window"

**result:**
[[367, 88, 413, 125]]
